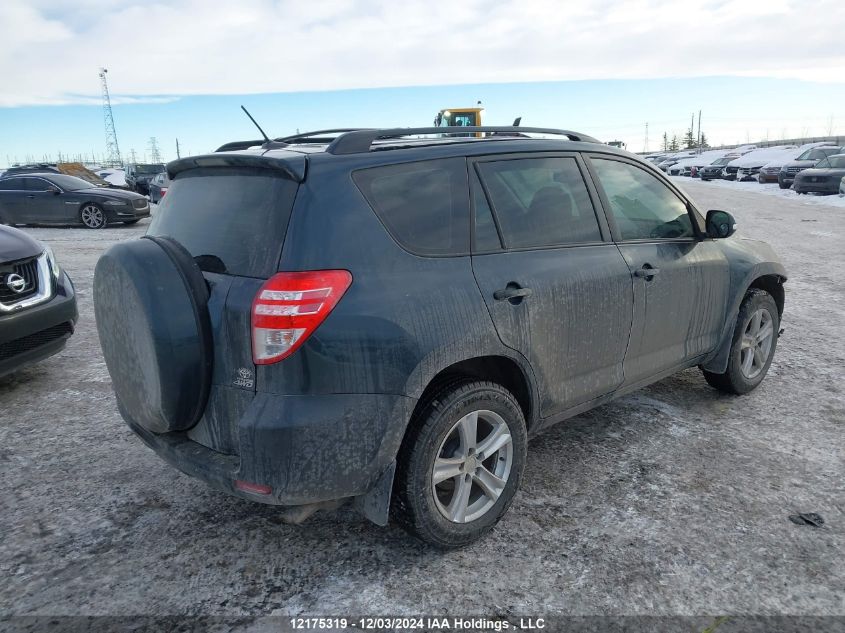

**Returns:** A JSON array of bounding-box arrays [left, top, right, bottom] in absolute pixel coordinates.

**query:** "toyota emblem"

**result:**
[[6, 273, 26, 294]]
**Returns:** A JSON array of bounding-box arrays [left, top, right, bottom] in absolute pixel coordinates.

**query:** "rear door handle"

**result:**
[[634, 265, 661, 279], [494, 285, 533, 302]]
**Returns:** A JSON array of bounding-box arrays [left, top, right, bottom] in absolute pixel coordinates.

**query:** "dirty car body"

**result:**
[[93, 127, 787, 546]]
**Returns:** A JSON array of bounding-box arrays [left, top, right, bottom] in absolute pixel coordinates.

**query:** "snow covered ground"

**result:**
[[671, 175, 845, 207], [1, 181, 843, 619]]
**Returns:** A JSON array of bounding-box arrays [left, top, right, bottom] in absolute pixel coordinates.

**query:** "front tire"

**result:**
[[703, 289, 779, 395], [392, 381, 527, 548], [80, 203, 107, 229]]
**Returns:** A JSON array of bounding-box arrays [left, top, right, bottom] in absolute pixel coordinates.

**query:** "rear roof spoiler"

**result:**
[[167, 153, 306, 182]]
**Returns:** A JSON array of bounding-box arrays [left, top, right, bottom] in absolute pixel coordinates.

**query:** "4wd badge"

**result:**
[[233, 367, 254, 389]]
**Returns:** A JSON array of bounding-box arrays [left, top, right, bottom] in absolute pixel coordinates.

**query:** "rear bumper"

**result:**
[[0, 272, 78, 376], [123, 391, 416, 506]]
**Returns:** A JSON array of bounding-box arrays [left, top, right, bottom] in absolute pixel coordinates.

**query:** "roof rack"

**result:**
[[276, 128, 372, 144], [216, 129, 373, 153], [325, 126, 601, 155]]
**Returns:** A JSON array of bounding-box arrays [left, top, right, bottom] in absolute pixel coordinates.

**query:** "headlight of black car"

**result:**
[[104, 200, 128, 206], [44, 245, 61, 279]]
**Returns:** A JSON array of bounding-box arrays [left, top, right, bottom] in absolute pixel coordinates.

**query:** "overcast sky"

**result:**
[[1, 0, 843, 163]]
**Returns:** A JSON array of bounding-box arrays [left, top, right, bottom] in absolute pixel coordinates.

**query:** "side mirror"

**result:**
[[48, 186, 60, 195], [706, 209, 736, 239]]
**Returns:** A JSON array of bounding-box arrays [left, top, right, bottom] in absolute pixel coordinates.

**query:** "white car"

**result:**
[[840, 175, 845, 197]]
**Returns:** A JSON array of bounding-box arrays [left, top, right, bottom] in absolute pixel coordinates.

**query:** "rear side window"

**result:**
[[148, 167, 298, 278], [476, 157, 602, 249], [0, 178, 24, 190], [352, 157, 469, 256]]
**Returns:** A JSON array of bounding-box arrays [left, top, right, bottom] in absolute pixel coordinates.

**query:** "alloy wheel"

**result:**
[[81, 204, 105, 229], [740, 307, 774, 380], [432, 409, 514, 523]]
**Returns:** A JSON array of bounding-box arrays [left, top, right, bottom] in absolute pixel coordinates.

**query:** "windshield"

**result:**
[[712, 158, 731, 166], [49, 174, 95, 190], [135, 164, 165, 175], [820, 156, 845, 168]]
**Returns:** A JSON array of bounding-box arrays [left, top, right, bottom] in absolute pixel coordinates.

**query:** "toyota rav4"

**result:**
[[94, 126, 786, 547]]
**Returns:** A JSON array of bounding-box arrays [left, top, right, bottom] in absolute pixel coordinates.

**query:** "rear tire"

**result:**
[[778, 181, 790, 189], [392, 380, 527, 548], [702, 289, 779, 395]]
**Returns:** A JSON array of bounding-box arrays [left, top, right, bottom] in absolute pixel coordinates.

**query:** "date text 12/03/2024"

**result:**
[[289, 617, 547, 630]]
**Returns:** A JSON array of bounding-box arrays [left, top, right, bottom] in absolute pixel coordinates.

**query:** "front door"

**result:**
[[21, 177, 67, 224], [469, 154, 634, 420], [587, 155, 730, 386]]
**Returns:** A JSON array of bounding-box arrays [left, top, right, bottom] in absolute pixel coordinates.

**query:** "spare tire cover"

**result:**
[[94, 236, 213, 433]]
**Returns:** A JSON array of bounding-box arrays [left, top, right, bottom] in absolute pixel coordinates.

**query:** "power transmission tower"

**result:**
[[175, 138, 181, 159], [643, 122, 649, 153], [148, 137, 162, 163], [98, 68, 122, 167]]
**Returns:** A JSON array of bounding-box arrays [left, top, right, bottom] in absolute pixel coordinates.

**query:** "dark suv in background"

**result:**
[[94, 126, 786, 547], [779, 145, 843, 189], [125, 163, 166, 195]]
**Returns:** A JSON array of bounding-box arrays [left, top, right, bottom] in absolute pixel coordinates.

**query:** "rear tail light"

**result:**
[[234, 479, 272, 495], [251, 270, 352, 365]]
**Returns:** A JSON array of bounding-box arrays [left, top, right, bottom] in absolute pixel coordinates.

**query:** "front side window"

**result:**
[[591, 158, 695, 241], [475, 157, 602, 249], [24, 178, 53, 191], [353, 157, 468, 256]]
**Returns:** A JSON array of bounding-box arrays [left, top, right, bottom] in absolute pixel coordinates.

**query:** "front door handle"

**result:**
[[494, 284, 533, 303], [634, 264, 661, 280]]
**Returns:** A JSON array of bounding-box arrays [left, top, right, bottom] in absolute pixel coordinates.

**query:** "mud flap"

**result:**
[[353, 461, 396, 526]]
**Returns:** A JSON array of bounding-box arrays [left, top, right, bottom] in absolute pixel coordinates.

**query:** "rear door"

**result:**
[[0, 178, 28, 223], [586, 155, 729, 386], [470, 153, 634, 421], [147, 165, 300, 453]]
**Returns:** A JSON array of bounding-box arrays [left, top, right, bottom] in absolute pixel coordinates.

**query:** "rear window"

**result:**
[[352, 157, 469, 256], [147, 167, 297, 278]]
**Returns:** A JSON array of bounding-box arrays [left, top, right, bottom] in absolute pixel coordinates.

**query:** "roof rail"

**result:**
[[216, 129, 374, 153], [326, 126, 601, 155], [216, 139, 266, 152], [276, 128, 372, 144]]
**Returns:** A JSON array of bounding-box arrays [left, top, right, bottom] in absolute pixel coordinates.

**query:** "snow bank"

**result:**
[[728, 146, 800, 168], [96, 168, 127, 187], [673, 149, 733, 169]]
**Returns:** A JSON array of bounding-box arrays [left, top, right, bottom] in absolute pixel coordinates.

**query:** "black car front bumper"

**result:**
[[0, 271, 78, 377], [793, 179, 839, 194]]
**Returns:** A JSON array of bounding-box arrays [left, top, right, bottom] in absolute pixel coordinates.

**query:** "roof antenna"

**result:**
[[240, 105, 271, 143]]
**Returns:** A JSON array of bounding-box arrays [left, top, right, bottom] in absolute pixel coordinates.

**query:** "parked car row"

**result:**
[[647, 142, 845, 195]]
